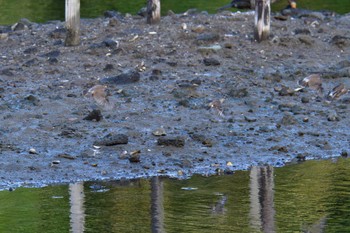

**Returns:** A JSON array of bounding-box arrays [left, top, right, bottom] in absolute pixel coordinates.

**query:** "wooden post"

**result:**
[[147, 0, 161, 24], [65, 0, 80, 46], [254, 0, 270, 42]]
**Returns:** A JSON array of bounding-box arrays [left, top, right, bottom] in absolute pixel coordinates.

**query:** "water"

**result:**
[[0, 0, 349, 25], [1, 158, 350, 232]]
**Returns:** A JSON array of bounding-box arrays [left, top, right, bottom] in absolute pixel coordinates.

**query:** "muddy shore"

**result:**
[[0, 9, 349, 189]]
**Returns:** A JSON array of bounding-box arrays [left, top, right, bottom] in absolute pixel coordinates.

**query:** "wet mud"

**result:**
[[0, 9, 349, 189]]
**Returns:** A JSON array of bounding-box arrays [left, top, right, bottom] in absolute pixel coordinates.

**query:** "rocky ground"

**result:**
[[0, 9, 349, 189]]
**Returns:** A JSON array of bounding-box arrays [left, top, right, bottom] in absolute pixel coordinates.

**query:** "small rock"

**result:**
[[296, 153, 307, 161], [197, 45, 222, 55], [24, 47, 38, 54], [190, 133, 213, 147], [152, 128, 167, 136], [83, 109, 103, 122], [158, 137, 185, 147], [104, 10, 123, 19], [23, 58, 38, 67], [227, 87, 248, 98], [277, 85, 295, 96], [108, 18, 119, 27], [203, 58, 220, 66], [302, 117, 309, 123], [129, 153, 141, 163], [94, 133, 129, 146], [41, 50, 60, 59], [196, 33, 220, 42], [137, 7, 147, 17], [341, 150, 348, 158], [294, 28, 311, 35], [330, 35, 350, 48], [192, 25, 205, 33], [100, 69, 140, 85], [269, 145, 288, 153], [301, 97, 309, 103], [0, 33, 8, 40], [24, 95, 40, 106], [103, 39, 119, 49], [11, 22, 27, 31], [29, 148, 37, 154], [327, 111, 339, 121], [49, 28, 66, 39], [336, 60, 350, 69], [103, 64, 114, 71], [57, 153, 75, 160], [244, 116, 257, 123], [51, 160, 60, 165], [298, 35, 314, 45], [0, 68, 14, 76], [280, 113, 298, 125], [291, 105, 303, 114]]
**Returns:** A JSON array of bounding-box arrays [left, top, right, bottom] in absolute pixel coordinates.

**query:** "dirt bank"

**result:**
[[0, 9, 349, 189]]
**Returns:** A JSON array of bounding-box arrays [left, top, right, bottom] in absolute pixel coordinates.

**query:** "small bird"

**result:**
[[297, 74, 323, 93], [326, 83, 348, 101], [85, 85, 113, 109], [208, 98, 225, 117]]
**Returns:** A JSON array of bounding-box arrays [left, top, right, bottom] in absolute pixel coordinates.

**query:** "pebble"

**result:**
[[94, 133, 129, 146], [29, 148, 37, 154], [280, 113, 298, 125], [196, 33, 220, 42], [227, 87, 248, 98], [203, 58, 220, 66], [190, 133, 213, 147], [197, 45, 222, 55], [192, 25, 205, 33], [301, 97, 310, 103], [0, 33, 8, 40], [330, 35, 350, 48], [158, 137, 185, 147], [327, 111, 339, 121], [129, 152, 141, 163], [83, 109, 103, 122], [100, 69, 140, 85], [244, 116, 257, 123], [152, 128, 167, 136]]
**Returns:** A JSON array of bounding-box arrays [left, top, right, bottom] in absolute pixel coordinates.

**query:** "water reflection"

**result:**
[[151, 177, 165, 233], [249, 166, 275, 233], [69, 182, 85, 233], [1, 158, 350, 232]]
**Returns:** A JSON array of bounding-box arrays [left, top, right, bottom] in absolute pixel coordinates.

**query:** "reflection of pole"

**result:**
[[69, 182, 85, 233], [151, 176, 165, 233], [249, 166, 275, 233]]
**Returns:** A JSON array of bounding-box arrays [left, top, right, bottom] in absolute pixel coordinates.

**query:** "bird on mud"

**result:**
[[85, 85, 113, 109], [297, 74, 323, 93], [208, 98, 225, 117], [326, 83, 349, 101], [218, 0, 297, 11]]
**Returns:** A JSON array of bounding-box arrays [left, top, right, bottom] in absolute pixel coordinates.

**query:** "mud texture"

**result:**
[[0, 9, 349, 189]]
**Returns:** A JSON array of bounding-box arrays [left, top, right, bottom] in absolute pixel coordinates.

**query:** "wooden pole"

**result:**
[[65, 0, 80, 46], [147, 0, 161, 24], [254, 0, 270, 42]]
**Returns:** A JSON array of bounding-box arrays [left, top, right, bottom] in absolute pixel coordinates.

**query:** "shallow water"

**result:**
[[1, 158, 350, 232], [0, 0, 349, 25]]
